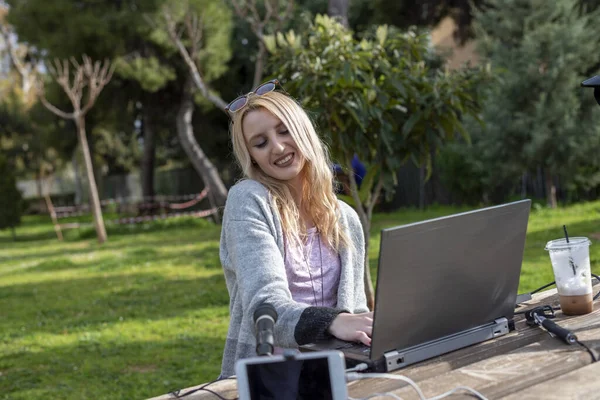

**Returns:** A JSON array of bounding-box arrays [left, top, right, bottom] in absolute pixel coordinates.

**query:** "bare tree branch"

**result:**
[[274, 1, 294, 32], [230, 0, 295, 87], [37, 87, 75, 120], [81, 56, 115, 114], [162, 6, 228, 111], [37, 55, 113, 244], [1, 23, 35, 95]]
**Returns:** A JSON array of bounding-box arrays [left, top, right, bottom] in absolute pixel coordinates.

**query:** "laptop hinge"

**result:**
[[383, 317, 509, 372]]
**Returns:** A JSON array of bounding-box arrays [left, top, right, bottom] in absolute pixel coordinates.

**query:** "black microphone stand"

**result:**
[[254, 304, 278, 356], [524, 305, 577, 345]]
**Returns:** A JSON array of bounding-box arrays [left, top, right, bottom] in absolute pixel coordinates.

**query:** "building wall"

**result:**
[[430, 17, 479, 70]]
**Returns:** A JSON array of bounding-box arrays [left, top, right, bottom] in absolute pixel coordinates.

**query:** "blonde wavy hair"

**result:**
[[230, 91, 350, 251]]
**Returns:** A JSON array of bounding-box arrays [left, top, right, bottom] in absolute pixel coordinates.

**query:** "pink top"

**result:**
[[284, 227, 341, 308]]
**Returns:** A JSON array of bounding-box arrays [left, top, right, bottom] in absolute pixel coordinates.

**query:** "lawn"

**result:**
[[1, 201, 599, 399]]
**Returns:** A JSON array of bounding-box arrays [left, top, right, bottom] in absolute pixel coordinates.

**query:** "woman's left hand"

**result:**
[[327, 311, 373, 346]]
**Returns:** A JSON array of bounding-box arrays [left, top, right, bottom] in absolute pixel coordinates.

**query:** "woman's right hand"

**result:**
[[327, 312, 373, 346]]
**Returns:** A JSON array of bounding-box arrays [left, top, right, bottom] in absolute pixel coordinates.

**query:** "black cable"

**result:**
[[576, 339, 598, 363], [515, 305, 560, 315], [523, 273, 600, 301], [530, 280, 556, 295], [515, 274, 600, 316], [592, 274, 600, 301], [170, 377, 237, 399], [172, 274, 600, 398]]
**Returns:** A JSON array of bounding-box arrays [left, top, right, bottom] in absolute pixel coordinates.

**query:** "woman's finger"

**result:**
[[356, 331, 371, 346]]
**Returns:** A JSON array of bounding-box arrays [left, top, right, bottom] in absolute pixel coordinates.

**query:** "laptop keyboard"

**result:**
[[334, 341, 370, 355]]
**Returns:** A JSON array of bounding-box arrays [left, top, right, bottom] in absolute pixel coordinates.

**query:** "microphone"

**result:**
[[254, 303, 278, 356]]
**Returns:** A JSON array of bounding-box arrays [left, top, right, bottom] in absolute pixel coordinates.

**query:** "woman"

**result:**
[[219, 80, 372, 378]]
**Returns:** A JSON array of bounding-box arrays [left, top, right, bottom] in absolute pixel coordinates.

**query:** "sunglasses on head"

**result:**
[[225, 79, 280, 113]]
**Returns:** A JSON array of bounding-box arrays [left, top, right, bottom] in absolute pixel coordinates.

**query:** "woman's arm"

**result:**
[[223, 181, 345, 347]]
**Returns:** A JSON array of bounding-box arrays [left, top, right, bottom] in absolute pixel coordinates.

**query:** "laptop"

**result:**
[[301, 199, 531, 372]]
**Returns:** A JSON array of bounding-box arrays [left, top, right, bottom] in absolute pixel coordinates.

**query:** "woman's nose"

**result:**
[[272, 140, 285, 153]]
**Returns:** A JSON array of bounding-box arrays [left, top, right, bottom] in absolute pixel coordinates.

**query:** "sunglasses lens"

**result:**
[[255, 82, 276, 95], [227, 96, 248, 112]]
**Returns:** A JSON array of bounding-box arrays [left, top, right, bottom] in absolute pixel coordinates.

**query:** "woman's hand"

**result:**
[[327, 312, 373, 346]]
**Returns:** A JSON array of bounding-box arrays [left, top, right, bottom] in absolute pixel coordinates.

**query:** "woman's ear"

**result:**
[[251, 159, 257, 165]]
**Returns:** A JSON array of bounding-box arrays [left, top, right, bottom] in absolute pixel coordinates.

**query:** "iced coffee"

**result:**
[[545, 237, 593, 315]]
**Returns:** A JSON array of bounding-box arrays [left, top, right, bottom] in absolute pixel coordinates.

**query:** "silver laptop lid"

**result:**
[[370, 200, 531, 360]]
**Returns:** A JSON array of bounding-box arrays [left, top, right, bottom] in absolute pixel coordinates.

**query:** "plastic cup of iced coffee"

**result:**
[[545, 237, 593, 315]]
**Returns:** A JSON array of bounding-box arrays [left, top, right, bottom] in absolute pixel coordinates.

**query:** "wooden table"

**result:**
[[149, 288, 600, 400]]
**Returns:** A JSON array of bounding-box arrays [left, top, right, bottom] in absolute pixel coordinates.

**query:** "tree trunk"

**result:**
[[345, 156, 376, 311], [141, 104, 156, 199], [72, 149, 83, 205], [328, 0, 350, 28], [76, 116, 107, 244], [419, 164, 426, 209], [253, 39, 267, 88], [361, 219, 375, 311], [521, 172, 527, 198], [544, 168, 557, 208], [176, 77, 228, 207], [35, 168, 45, 213]]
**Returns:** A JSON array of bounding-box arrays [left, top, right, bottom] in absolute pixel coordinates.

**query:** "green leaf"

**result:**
[[358, 165, 379, 204], [402, 112, 421, 137], [336, 194, 356, 207], [263, 34, 277, 53], [376, 25, 388, 46]]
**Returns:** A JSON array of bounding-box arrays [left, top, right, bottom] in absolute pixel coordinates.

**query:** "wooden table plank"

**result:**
[[148, 289, 600, 400], [498, 361, 600, 400], [345, 288, 566, 397], [148, 378, 239, 400], [350, 340, 592, 400], [350, 304, 600, 400]]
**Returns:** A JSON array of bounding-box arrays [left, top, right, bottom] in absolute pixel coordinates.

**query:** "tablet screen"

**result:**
[[245, 357, 333, 400]]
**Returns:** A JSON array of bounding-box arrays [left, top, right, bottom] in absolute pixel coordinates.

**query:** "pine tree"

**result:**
[[471, 0, 600, 206], [0, 155, 23, 239]]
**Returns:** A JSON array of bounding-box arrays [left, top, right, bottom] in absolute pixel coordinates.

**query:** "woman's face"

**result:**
[[242, 108, 305, 185]]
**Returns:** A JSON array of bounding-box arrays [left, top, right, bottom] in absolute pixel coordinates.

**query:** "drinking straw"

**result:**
[[563, 225, 577, 275]]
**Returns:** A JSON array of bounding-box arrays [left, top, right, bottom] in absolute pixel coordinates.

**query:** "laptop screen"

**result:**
[[370, 200, 531, 360]]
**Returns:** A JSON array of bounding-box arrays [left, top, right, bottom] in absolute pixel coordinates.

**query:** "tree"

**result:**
[[268, 15, 490, 308], [0, 154, 23, 240], [37, 56, 115, 244], [0, 6, 35, 100], [1, 8, 69, 207], [471, 0, 600, 207], [328, 0, 349, 28], [231, 0, 294, 88], [155, 0, 234, 207], [6, 0, 218, 203]]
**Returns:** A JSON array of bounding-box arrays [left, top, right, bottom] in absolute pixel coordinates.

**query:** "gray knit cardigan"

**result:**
[[218, 179, 368, 378]]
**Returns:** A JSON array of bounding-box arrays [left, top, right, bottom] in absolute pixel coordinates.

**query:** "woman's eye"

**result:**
[[279, 129, 289, 135], [255, 141, 267, 148]]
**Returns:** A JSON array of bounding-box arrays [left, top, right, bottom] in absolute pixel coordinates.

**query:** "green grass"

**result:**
[[1, 202, 599, 399]]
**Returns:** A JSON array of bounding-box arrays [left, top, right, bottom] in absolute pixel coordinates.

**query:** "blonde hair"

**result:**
[[230, 91, 350, 251]]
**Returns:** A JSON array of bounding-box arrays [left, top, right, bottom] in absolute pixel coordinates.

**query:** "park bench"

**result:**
[[46, 188, 217, 240]]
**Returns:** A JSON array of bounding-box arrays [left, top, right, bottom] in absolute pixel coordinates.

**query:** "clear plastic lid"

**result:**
[[545, 237, 591, 251]]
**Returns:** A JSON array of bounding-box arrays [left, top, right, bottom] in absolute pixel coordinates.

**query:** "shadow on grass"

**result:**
[[0, 216, 218, 247], [72, 217, 216, 240], [5, 240, 221, 276], [1, 333, 226, 400], [1, 225, 221, 266], [0, 230, 58, 244], [1, 271, 229, 341]]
